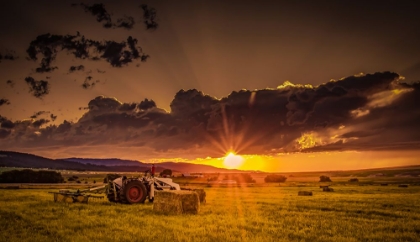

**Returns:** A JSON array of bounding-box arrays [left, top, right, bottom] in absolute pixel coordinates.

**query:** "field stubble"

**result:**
[[0, 184, 419, 242]]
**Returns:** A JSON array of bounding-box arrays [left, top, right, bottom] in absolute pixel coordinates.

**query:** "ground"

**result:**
[[1, 179, 420, 242]]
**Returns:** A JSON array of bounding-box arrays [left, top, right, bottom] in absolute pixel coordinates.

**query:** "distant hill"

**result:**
[[0, 151, 160, 172], [0, 151, 238, 173], [0, 151, 109, 171], [62, 158, 240, 173], [62, 158, 143, 167]]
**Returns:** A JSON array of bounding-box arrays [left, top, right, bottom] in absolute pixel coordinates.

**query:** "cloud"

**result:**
[[0, 51, 18, 62], [82, 76, 100, 89], [77, 3, 135, 29], [1, 72, 419, 159], [24, 77, 50, 98], [0, 99, 10, 106], [30, 111, 50, 119], [138, 98, 156, 110], [0, 118, 15, 129], [6, 80, 15, 88], [69, 65, 85, 73], [50, 114, 57, 121], [32, 119, 50, 128], [0, 129, 11, 139], [116, 16, 135, 29], [140, 4, 158, 30], [80, 3, 113, 28], [27, 33, 149, 73]]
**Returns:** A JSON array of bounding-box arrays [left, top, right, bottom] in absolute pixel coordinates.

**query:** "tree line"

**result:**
[[0, 169, 64, 183]]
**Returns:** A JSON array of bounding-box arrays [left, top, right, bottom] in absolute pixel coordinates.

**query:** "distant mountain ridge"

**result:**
[[0, 151, 238, 173], [63, 157, 237, 173], [62, 158, 142, 167]]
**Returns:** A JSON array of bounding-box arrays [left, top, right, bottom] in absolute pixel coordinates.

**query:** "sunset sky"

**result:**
[[1, 0, 419, 172]]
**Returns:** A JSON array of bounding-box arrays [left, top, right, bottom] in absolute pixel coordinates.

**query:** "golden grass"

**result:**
[[0, 184, 420, 241]]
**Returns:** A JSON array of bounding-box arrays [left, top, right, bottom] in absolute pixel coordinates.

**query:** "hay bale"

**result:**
[[153, 190, 200, 215], [398, 184, 408, 188], [298, 191, 313, 196], [323, 187, 334, 192], [193, 189, 206, 204], [319, 185, 329, 189]]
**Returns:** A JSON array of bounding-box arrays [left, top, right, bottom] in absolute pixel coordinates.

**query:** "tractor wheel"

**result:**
[[121, 180, 147, 204]]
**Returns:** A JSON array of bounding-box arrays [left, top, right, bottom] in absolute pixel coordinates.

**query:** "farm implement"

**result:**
[[49, 189, 103, 204], [50, 173, 181, 204]]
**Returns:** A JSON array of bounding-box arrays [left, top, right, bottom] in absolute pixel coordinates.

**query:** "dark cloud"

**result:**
[[6, 80, 15, 88], [27, 33, 149, 73], [87, 96, 122, 112], [0, 51, 18, 62], [24, 77, 50, 98], [119, 103, 137, 112], [0, 129, 11, 139], [78, 3, 135, 29], [82, 76, 100, 89], [138, 98, 156, 110], [0, 99, 10, 106], [116, 16, 135, 29], [69, 65, 85, 72], [32, 119, 50, 128], [80, 3, 113, 28], [1, 72, 419, 158], [30, 111, 50, 119], [1, 119, 14, 129], [141, 4, 158, 30]]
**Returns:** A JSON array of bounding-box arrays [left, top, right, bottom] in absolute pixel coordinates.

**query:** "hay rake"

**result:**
[[49, 188, 104, 204]]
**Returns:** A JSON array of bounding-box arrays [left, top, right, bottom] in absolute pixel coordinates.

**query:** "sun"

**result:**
[[223, 152, 244, 169]]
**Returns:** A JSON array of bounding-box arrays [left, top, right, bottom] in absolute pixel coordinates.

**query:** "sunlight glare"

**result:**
[[223, 152, 244, 169]]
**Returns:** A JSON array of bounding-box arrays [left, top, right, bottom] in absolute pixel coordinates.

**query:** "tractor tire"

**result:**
[[121, 180, 147, 204]]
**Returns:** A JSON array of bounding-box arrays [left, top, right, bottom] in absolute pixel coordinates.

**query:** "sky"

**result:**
[[0, 0, 420, 172]]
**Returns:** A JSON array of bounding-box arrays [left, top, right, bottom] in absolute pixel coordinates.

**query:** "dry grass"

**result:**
[[0, 183, 420, 242]]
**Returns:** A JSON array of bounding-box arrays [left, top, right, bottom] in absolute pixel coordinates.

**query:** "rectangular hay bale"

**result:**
[[298, 191, 313, 196], [153, 190, 200, 215]]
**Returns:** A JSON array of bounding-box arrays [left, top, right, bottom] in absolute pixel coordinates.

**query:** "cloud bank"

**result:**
[[1, 72, 419, 159]]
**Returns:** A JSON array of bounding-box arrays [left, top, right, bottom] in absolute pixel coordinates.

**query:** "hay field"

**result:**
[[1, 183, 420, 242]]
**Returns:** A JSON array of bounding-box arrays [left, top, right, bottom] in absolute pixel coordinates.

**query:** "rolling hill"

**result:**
[[0, 151, 237, 173]]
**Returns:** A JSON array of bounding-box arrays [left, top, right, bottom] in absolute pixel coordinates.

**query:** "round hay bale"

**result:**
[[323, 187, 334, 192], [298, 191, 313, 196], [153, 190, 200, 215], [398, 184, 408, 188], [193, 189, 206, 204]]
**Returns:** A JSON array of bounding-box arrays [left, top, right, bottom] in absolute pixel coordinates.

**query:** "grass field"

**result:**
[[1, 182, 420, 242]]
